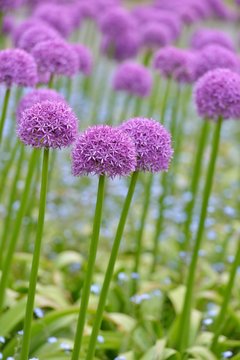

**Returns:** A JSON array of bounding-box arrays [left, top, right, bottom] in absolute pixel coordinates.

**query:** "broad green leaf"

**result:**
[[141, 339, 166, 360], [168, 285, 185, 314], [104, 312, 136, 331], [187, 345, 218, 360], [0, 297, 26, 336]]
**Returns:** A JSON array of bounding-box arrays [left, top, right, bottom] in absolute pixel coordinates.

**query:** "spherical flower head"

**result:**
[[2, 16, 15, 35], [18, 24, 61, 53], [173, 51, 198, 84], [0, 0, 22, 11], [119, 117, 173, 173], [34, 4, 74, 37], [190, 29, 235, 51], [99, 7, 137, 38], [16, 89, 66, 124], [193, 45, 239, 80], [0, 49, 38, 88], [101, 31, 141, 61], [71, 125, 137, 178], [113, 61, 152, 97], [32, 39, 78, 78], [71, 44, 93, 76], [194, 68, 240, 120], [153, 46, 188, 78], [141, 23, 170, 50], [208, 0, 236, 20], [13, 19, 52, 47], [17, 100, 78, 148]]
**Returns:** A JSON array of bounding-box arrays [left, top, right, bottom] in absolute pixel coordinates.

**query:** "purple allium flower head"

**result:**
[[113, 61, 152, 97], [0, 0, 22, 11], [119, 117, 173, 172], [34, 4, 74, 37], [0, 49, 38, 88], [193, 45, 239, 80], [18, 24, 61, 53], [71, 44, 93, 76], [141, 23, 170, 50], [17, 100, 78, 148], [13, 19, 51, 46], [153, 46, 188, 79], [71, 125, 137, 178], [2, 16, 15, 35], [101, 30, 141, 61], [99, 7, 137, 38], [76, 1, 97, 20], [173, 52, 198, 84], [16, 89, 66, 124], [208, 0, 235, 20], [194, 68, 240, 120], [32, 39, 78, 78], [190, 29, 235, 51]]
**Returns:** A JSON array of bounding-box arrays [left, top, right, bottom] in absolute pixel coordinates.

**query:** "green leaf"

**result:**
[[0, 297, 26, 336], [187, 345, 218, 360], [140, 339, 166, 360]]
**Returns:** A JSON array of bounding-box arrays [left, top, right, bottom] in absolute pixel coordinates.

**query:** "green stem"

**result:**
[[0, 140, 18, 202], [160, 77, 172, 124], [182, 120, 210, 251], [20, 148, 50, 360], [117, 95, 132, 123], [178, 117, 223, 354], [148, 75, 161, 117], [48, 75, 54, 89], [86, 171, 139, 360], [0, 87, 11, 145], [211, 239, 240, 352], [0, 149, 39, 310], [71, 175, 105, 360], [0, 144, 25, 268], [150, 171, 169, 273]]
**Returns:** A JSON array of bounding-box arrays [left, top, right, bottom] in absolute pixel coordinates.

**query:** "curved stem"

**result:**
[[0, 87, 11, 145], [178, 117, 222, 354], [0, 144, 25, 268], [71, 175, 105, 360], [20, 148, 49, 360], [211, 239, 240, 352], [86, 171, 139, 360], [0, 149, 39, 310], [182, 120, 210, 251]]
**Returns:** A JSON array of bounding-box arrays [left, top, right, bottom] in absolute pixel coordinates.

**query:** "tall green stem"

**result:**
[[0, 144, 25, 267], [178, 117, 222, 354], [182, 120, 210, 251], [48, 75, 54, 89], [20, 148, 49, 360], [0, 140, 18, 202], [211, 239, 240, 352], [0, 87, 11, 145], [86, 171, 139, 360], [71, 175, 105, 360], [0, 149, 39, 310], [160, 77, 172, 123]]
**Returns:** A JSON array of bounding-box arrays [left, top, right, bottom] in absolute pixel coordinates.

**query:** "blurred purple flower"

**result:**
[[153, 46, 188, 78], [17, 89, 66, 124], [141, 23, 170, 50], [2, 16, 15, 35], [101, 31, 141, 61], [99, 7, 137, 38], [120, 117, 173, 172], [190, 29, 235, 51], [71, 125, 137, 178], [194, 68, 240, 120], [193, 44, 239, 80], [0, 49, 38, 88], [13, 19, 51, 46], [0, 0, 22, 11], [18, 100, 78, 148], [17, 24, 61, 53], [32, 39, 78, 78], [113, 61, 152, 97], [173, 52, 197, 84], [72, 44, 93, 76]]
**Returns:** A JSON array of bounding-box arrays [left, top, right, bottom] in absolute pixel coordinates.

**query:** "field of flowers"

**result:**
[[0, 0, 240, 359]]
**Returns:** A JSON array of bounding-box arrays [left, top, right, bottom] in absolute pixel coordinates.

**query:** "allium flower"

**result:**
[[18, 24, 61, 53], [71, 125, 137, 178], [34, 4, 74, 37], [141, 23, 170, 49], [2, 16, 15, 35], [16, 89, 66, 123], [17, 100, 78, 148], [193, 45, 239, 80], [119, 117, 173, 172], [153, 46, 188, 78], [190, 29, 235, 51], [32, 39, 78, 78], [101, 31, 141, 61], [72, 44, 93, 76], [208, 0, 236, 20], [99, 7, 137, 38], [113, 61, 152, 97], [13, 19, 52, 46], [0, 0, 22, 11], [0, 49, 38, 88], [194, 68, 240, 120], [173, 52, 197, 84]]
